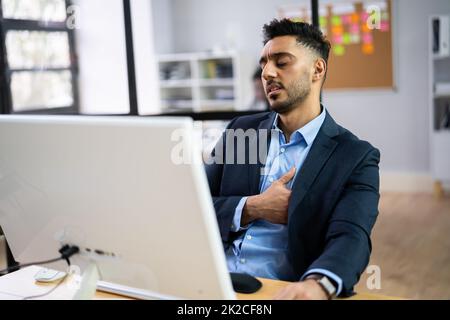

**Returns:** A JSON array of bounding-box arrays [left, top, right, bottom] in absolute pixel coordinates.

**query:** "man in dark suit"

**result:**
[[205, 19, 380, 300]]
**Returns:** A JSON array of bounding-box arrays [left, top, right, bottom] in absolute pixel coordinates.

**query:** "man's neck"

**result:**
[[278, 97, 322, 142]]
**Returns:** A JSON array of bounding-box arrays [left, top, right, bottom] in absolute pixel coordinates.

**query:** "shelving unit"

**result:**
[[157, 51, 249, 113], [429, 15, 450, 197]]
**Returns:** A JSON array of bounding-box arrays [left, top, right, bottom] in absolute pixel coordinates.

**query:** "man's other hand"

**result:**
[[241, 167, 295, 226], [273, 279, 329, 300]]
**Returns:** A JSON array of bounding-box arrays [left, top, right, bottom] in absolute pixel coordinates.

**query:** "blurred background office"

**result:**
[[0, 0, 449, 299]]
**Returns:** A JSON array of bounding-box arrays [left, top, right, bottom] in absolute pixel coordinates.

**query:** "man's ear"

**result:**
[[313, 58, 327, 82]]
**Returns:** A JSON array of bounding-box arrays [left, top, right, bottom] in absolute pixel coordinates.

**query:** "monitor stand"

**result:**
[[73, 262, 99, 300]]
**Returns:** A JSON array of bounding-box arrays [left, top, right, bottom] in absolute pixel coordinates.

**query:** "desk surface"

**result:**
[[0, 266, 401, 300]]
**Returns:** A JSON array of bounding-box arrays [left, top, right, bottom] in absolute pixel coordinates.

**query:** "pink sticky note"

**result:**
[[362, 32, 373, 44], [361, 12, 369, 22], [343, 14, 352, 25], [380, 21, 390, 32], [350, 23, 359, 34], [333, 34, 343, 44]]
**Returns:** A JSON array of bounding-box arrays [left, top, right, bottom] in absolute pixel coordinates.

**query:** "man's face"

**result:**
[[259, 35, 315, 114]]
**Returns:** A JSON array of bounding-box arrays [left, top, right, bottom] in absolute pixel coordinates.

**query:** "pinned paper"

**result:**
[[361, 12, 369, 22], [362, 32, 373, 44], [342, 14, 352, 25], [380, 21, 389, 32], [362, 43, 374, 55], [351, 13, 360, 24], [331, 15, 342, 26], [333, 34, 343, 44], [351, 33, 361, 43], [362, 23, 370, 33], [343, 33, 351, 45], [319, 16, 327, 27], [333, 45, 345, 56], [350, 23, 360, 34], [332, 25, 344, 35]]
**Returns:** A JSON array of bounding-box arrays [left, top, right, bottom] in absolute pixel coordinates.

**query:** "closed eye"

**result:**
[[276, 59, 290, 68]]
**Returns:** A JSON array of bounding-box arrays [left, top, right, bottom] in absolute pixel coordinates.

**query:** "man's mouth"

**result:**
[[266, 83, 284, 98]]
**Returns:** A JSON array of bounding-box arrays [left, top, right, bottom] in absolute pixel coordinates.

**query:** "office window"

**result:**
[[2, 0, 67, 21], [0, 0, 78, 113]]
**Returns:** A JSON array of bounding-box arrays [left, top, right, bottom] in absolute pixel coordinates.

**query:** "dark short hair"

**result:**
[[262, 18, 331, 63]]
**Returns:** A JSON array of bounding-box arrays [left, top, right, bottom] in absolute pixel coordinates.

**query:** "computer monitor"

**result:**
[[0, 115, 235, 300]]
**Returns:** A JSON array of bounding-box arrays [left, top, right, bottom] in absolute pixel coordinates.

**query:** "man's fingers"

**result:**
[[273, 284, 298, 300], [277, 167, 296, 184], [273, 287, 293, 300]]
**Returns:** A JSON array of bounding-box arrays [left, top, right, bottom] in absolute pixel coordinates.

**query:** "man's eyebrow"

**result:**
[[259, 52, 295, 66]]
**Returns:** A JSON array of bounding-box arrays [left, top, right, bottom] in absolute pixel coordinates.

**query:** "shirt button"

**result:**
[[240, 258, 246, 264], [280, 148, 286, 153], [269, 177, 274, 182], [246, 235, 252, 240]]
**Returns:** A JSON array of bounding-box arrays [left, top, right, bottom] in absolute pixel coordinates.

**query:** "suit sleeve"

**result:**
[[204, 118, 243, 243], [304, 146, 381, 297]]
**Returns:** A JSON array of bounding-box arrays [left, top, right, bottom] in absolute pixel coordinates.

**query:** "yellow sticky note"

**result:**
[[333, 45, 345, 56], [331, 15, 342, 26], [343, 33, 351, 45]]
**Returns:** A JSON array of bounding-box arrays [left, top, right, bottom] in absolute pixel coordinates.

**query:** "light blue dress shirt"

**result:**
[[225, 108, 343, 295]]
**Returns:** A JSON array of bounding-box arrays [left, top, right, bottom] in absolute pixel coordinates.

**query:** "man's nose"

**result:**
[[262, 62, 277, 81]]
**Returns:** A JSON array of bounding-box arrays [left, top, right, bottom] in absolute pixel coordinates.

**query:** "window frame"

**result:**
[[0, 0, 79, 114]]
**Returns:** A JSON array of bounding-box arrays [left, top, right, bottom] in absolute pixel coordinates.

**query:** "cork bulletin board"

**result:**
[[278, 0, 394, 90]]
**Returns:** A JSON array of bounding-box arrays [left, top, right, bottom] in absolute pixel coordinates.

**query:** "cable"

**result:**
[[0, 245, 79, 275], [0, 257, 64, 275]]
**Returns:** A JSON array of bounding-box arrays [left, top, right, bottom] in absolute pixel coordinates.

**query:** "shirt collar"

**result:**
[[272, 106, 327, 146]]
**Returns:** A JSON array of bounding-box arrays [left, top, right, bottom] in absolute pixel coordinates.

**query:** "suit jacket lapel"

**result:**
[[288, 112, 340, 217], [248, 112, 276, 194]]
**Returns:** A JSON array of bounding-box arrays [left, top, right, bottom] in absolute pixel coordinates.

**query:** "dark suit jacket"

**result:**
[[205, 111, 380, 297]]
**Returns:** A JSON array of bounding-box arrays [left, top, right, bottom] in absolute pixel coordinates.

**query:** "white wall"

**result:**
[[151, 0, 174, 54], [74, 0, 129, 114], [75, 0, 160, 114], [153, 0, 450, 189], [171, 0, 278, 56], [132, 0, 161, 115]]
